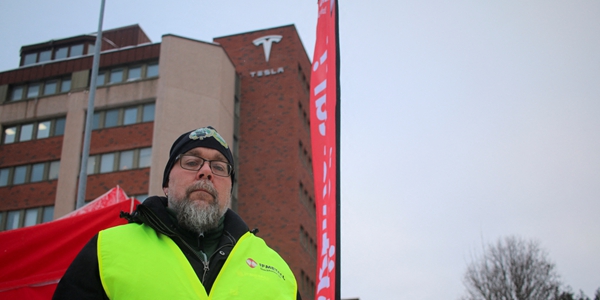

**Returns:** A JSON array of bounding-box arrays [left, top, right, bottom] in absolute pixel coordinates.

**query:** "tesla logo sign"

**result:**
[[249, 35, 285, 78], [253, 35, 282, 62]]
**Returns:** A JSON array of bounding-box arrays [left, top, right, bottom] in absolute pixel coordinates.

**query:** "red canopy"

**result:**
[[0, 186, 140, 299]]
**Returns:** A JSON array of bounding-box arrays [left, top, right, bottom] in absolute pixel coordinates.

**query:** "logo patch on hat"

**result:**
[[189, 127, 229, 148]]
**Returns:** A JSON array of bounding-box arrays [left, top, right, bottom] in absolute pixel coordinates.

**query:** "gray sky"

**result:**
[[1, 1, 599, 299]]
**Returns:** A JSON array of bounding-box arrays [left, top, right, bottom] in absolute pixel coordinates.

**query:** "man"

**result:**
[[53, 126, 300, 299]]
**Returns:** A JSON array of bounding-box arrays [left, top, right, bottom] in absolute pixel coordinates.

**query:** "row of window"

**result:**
[[23, 43, 92, 66], [0, 206, 54, 231], [0, 161, 60, 187], [297, 63, 310, 94], [300, 225, 317, 260], [10, 77, 71, 101], [2, 101, 155, 146], [300, 270, 316, 300], [93, 103, 155, 130], [2, 117, 66, 145], [87, 147, 151, 175], [298, 101, 311, 132], [299, 181, 316, 218], [96, 62, 158, 86], [7, 61, 159, 103], [298, 141, 313, 175]]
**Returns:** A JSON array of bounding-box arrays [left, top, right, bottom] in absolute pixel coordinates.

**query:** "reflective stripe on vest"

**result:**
[[98, 223, 297, 299]]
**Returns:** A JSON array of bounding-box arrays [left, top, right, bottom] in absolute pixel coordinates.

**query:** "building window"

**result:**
[[48, 161, 60, 180], [87, 43, 95, 55], [92, 103, 155, 130], [146, 62, 159, 77], [123, 107, 138, 125], [100, 153, 115, 173], [54, 118, 66, 136], [87, 156, 96, 175], [109, 68, 124, 84], [55, 47, 68, 59], [13, 166, 27, 185], [19, 124, 34, 142], [43, 80, 57, 95], [0, 169, 9, 187], [119, 150, 134, 170], [96, 72, 106, 86], [70, 44, 84, 57], [23, 53, 37, 65], [10, 86, 24, 101], [92, 113, 101, 129], [87, 147, 152, 175], [139, 147, 152, 168], [23, 208, 38, 227], [1, 117, 66, 145], [104, 109, 119, 128], [30, 163, 45, 182], [127, 66, 142, 81], [5, 211, 21, 230], [26, 83, 40, 98], [39, 50, 52, 62], [60, 78, 71, 92], [37, 121, 51, 139], [42, 206, 54, 223], [142, 103, 155, 122], [3, 127, 17, 144]]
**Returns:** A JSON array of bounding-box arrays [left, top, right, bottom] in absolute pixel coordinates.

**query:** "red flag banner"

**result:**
[[310, 0, 340, 299], [0, 187, 139, 299]]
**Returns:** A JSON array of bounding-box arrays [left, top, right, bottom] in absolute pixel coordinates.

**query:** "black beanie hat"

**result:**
[[162, 126, 235, 188]]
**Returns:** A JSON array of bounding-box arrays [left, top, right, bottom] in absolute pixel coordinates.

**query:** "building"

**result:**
[[0, 24, 317, 299]]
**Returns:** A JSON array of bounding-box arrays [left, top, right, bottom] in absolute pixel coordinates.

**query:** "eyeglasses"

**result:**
[[177, 155, 233, 177]]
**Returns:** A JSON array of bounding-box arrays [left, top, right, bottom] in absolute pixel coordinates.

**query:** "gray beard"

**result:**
[[168, 180, 227, 234]]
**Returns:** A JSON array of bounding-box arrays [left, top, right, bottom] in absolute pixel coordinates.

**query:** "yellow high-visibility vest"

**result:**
[[98, 223, 297, 299]]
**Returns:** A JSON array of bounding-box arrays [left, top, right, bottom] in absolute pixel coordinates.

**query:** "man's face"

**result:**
[[163, 147, 232, 232]]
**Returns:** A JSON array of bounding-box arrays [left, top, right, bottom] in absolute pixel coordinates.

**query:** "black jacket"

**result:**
[[53, 196, 301, 299]]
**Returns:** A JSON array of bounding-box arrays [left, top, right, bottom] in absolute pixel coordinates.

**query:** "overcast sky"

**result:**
[[1, 1, 599, 299]]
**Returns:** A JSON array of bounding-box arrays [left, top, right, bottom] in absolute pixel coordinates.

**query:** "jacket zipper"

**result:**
[[140, 206, 212, 281], [197, 233, 210, 282]]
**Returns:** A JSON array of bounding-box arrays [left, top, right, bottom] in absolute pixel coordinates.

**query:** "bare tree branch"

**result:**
[[462, 236, 562, 300]]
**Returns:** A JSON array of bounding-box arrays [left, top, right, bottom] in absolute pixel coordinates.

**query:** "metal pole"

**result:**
[[76, 0, 106, 209]]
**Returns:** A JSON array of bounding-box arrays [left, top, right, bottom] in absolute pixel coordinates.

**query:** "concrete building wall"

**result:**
[[54, 91, 87, 217], [149, 35, 236, 196], [54, 78, 159, 217]]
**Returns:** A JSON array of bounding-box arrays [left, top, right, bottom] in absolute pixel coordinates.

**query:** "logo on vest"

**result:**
[[246, 257, 286, 281], [246, 258, 258, 268]]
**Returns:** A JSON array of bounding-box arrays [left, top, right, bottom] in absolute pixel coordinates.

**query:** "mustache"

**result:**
[[185, 180, 217, 199]]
